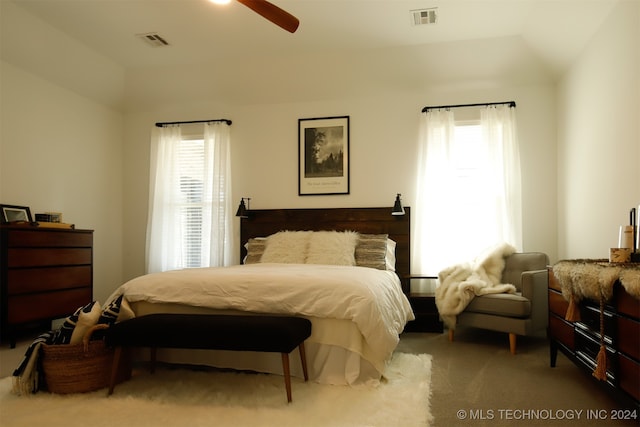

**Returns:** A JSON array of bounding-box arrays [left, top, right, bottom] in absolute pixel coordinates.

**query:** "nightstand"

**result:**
[[402, 276, 443, 333]]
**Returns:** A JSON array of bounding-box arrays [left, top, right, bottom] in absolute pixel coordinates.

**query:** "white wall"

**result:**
[[0, 61, 125, 304], [557, 1, 640, 259], [11, 1, 638, 303], [1, 1, 126, 304], [122, 83, 558, 282]]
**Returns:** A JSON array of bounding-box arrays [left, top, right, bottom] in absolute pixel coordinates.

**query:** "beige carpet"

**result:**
[[398, 330, 639, 427], [0, 352, 432, 427]]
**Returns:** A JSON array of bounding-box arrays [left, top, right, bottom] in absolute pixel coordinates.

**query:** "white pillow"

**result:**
[[69, 301, 102, 344], [306, 231, 359, 266], [386, 238, 397, 272], [260, 231, 311, 264]]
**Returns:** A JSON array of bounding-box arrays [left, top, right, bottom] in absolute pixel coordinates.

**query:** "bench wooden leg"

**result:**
[[299, 342, 309, 382], [108, 346, 122, 396], [281, 352, 292, 403]]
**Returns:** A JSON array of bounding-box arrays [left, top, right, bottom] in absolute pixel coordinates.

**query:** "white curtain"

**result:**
[[204, 122, 234, 268], [481, 105, 522, 252], [146, 125, 182, 273], [146, 122, 233, 273], [412, 109, 456, 275], [412, 105, 522, 275]]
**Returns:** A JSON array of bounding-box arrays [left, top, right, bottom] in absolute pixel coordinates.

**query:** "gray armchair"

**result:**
[[448, 252, 549, 354]]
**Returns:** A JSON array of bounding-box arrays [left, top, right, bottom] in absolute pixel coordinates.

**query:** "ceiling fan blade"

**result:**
[[237, 0, 299, 33]]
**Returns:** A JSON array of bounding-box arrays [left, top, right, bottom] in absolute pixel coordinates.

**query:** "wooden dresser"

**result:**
[[548, 267, 639, 410], [1, 225, 93, 347]]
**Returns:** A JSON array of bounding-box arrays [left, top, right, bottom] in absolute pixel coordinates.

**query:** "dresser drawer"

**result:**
[[7, 266, 92, 295], [617, 288, 640, 319], [548, 289, 569, 317], [618, 315, 640, 360], [7, 229, 92, 248], [548, 270, 561, 292], [577, 304, 615, 344], [619, 353, 640, 401], [7, 288, 92, 323], [8, 248, 92, 267], [575, 327, 617, 383], [549, 314, 574, 350], [1, 227, 94, 346]]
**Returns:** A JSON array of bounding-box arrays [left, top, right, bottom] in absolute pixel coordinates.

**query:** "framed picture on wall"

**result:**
[[0, 204, 33, 223], [298, 115, 350, 196]]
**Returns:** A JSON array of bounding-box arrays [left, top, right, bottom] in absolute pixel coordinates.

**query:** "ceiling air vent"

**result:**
[[136, 32, 170, 47], [411, 8, 438, 26]]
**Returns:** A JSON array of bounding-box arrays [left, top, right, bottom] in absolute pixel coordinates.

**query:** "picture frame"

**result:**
[[46, 212, 63, 223], [298, 116, 350, 195], [35, 212, 63, 223], [0, 204, 33, 223]]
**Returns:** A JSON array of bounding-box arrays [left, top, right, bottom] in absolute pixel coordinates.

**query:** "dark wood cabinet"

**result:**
[[1, 226, 93, 347], [548, 268, 639, 409], [403, 276, 443, 333]]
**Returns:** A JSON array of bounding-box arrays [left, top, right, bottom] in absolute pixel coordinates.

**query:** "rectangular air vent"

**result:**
[[411, 8, 438, 26], [137, 32, 170, 47]]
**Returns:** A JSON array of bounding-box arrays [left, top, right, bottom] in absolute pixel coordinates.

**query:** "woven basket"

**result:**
[[41, 324, 130, 394]]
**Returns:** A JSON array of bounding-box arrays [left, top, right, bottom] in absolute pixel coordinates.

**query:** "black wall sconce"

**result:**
[[235, 197, 251, 218], [392, 193, 405, 216]]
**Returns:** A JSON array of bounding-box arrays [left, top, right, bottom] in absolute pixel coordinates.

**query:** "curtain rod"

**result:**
[[155, 119, 232, 127], [421, 101, 515, 113]]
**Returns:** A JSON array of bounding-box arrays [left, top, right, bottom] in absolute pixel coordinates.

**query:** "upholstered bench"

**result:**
[[105, 313, 312, 402]]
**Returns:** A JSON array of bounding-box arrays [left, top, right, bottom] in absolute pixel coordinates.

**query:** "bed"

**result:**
[[107, 207, 414, 385]]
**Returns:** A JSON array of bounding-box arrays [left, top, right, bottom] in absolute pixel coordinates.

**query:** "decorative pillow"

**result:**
[[97, 295, 124, 327], [92, 295, 135, 340], [51, 301, 101, 345], [53, 301, 94, 344], [260, 231, 311, 264], [244, 237, 267, 264], [355, 234, 388, 270], [98, 294, 135, 324], [386, 238, 397, 272], [117, 297, 135, 323], [306, 231, 359, 266]]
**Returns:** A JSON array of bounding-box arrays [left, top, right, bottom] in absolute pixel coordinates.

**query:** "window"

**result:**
[[177, 138, 208, 268], [146, 122, 233, 273], [451, 123, 504, 249], [413, 106, 521, 275], [451, 123, 485, 203]]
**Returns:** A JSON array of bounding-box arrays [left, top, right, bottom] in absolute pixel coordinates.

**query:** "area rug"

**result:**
[[0, 352, 432, 427]]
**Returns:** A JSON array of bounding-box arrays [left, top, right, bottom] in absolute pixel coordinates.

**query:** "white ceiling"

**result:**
[[4, 0, 620, 108], [10, 0, 619, 70]]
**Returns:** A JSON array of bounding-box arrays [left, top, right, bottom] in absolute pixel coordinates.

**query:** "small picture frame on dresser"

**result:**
[[0, 204, 33, 223]]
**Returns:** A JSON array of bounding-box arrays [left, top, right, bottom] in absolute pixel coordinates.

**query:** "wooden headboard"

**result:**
[[240, 207, 411, 280]]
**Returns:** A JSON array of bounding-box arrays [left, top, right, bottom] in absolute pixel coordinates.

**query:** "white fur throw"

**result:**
[[306, 230, 359, 266], [435, 243, 517, 329], [260, 231, 312, 264]]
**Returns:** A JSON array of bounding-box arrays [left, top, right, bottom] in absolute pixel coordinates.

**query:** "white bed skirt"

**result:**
[[129, 302, 384, 386]]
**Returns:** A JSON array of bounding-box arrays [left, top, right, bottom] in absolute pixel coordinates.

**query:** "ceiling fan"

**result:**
[[235, 0, 300, 33]]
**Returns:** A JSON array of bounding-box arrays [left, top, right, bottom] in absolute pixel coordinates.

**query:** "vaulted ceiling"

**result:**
[[2, 0, 619, 109]]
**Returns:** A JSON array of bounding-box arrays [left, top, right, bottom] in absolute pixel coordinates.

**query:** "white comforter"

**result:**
[[107, 263, 414, 369]]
